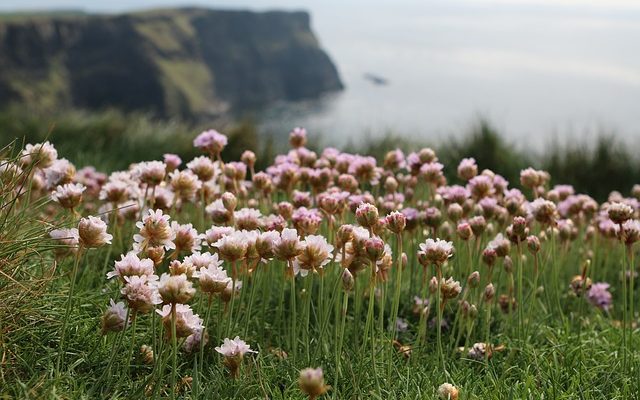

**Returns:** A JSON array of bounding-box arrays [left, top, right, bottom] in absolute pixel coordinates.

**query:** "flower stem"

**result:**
[[170, 304, 177, 400], [56, 248, 82, 376]]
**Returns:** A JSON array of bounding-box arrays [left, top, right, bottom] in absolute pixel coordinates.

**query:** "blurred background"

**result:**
[[0, 0, 639, 198]]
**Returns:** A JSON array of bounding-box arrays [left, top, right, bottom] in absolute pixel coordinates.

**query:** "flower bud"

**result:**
[[467, 271, 480, 288], [221, 192, 237, 212], [483, 283, 495, 302], [341, 269, 355, 291]]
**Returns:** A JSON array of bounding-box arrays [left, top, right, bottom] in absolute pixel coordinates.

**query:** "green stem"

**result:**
[[56, 248, 82, 376], [170, 304, 177, 400]]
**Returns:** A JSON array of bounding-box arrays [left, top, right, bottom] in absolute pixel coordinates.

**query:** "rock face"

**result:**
[[0, 8, 343, 118]]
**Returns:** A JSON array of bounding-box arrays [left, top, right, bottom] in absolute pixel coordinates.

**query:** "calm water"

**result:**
[[3, 0, 640, 148]]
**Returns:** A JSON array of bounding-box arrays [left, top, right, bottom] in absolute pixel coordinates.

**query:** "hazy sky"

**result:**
[[2, 0, 639, 146]]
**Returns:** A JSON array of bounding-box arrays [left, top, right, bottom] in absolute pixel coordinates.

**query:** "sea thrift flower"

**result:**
[[299, 367, 329, 399], [134, 209, 176, 253], [157, 273, 196, 304], [187, 156, 218, 182], [234, 208, 262, 230], [140, 344, 155, 365], [440, 277, 462, 300], [21, 141, 58, 168], [78, 216, 112, 248], [457, 157, 478, 181], [528, 198, 557, 226], [295, 235, 334, 276], [587, 282, 613, 311], [289, 127, 307, 148], [163, 153, 182, 171], [385, 210, 406, 234], [213, 230, 249, 262], [107, 252, 155, 282], [468, 175, 493, 199], [51, 183, 85, 209], [194, 129, 228, 156], [183, 327, 208, 354], [438, 383, 459, 400], [171, 222, 202, 255], [101, 299, 129, 334], [608, 202, 635, 224], [44, 158, 75, 189], [621, 219, 640, 245], [133, 161, 166, 186], [170, 170, 202, 203], [355, 203, 379, 229], [417, 238, 454, 267], [206, 199, 233, 224], [215, 336, 256, 378], [193, 259, 230, 294], [121, 275, 162, 314], [49, 228, 79, 257], [204, 226, 234, 246], [157, 303, 203, 338], [420, 162, 444, 184], [275, 228, 304, 262]]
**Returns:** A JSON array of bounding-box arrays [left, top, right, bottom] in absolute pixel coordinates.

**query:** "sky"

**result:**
[[1, 0, 639, 146]]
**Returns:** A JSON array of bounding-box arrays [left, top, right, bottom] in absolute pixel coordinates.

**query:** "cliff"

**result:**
[[0, 8, 343, 118]]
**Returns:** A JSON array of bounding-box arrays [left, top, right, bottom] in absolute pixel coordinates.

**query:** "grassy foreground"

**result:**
[[1, 129, 640, 399]]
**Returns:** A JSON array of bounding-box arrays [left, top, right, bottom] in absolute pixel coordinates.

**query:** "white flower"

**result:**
[[78, 216, 112, 248], [107, 252, 155, 281], [51, 183, 85, 209], [215, 336, 255, 358], [133, 209, 176, 253]]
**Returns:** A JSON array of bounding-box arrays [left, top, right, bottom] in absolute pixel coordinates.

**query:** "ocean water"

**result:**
[[3, 0, 640, 149]]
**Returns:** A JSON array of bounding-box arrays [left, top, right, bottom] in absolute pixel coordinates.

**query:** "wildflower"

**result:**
[[140, 344, 155, 365], [134, 209, 176, 253], [49, 228, 79, 257], [107, 252, 155, 282], [157, 303, 203, 339], [206, 199, 233, 224], [275, 228, 304, 262], [194, 129, 228, 156], [157, 273, 196, 304], [133, 161, 166, 186], [234, 208, 262, 230], [187, 156, 218, 182], [100, 180, 135, 204], [621, 219, 640, 245], [221, 279, 243, 303], [467, 271, 480, 288], [44, 158, 76, 189], [483, 283, 495, 302], [51, 183, 85, 209], [341, 269, 355, 291], [440, 277, 462, 300], [101, 299, 128, 334], [420, 162, 444, 184], [467, 342, 489, 360], [417, 238, 454, 267], [520, 167, 542, 189], [215, 336, 256, 378], [587, 282, 613, 311], [385, 210, 406, 234], [170, 170, 202, 203], [255, 230, 280, 261], [78, 216, 112, 248], [457, 157, 478, 181], [121, 275, 162, 314], [204, 226, 234, 246], [193, 259, 230, 295], [171, 222, 202, 255], [437, 383, 459, 400], [528, 198, 557, 226], [607, 203, 633, 224], [487, 233, 510, 257], [289, 127, 307, 148], [213, 230, 249, 262], [468, 175, 493, 199], [526, 235, 541, 254], [183, 327, 209, 354], [21, 141, 58, 168], [456, 222, 473, 241], [295, 235, 334, 276], [299, 367, 330, 399], [163, 153, 182, 171]]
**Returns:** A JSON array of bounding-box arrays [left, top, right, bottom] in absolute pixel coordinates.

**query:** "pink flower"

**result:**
[[418, 238, 454, 266], [49, 228, 79, 257], [51, 183, 85, 209], [187, 156, 219, 182], [194, 129, 228, 155], [274, 228, 303, 261], [121, 275, 162, 314], [107, 252, 156, 281], [193, 256, 230, 294], [133, 161, 166, 186], [156, 304, 203, 338], [21, 141, 58, 168], [163, 153, 182, 171], [294, 235, 334, 276], [134, 209, 176, 253], [204, 226, 235, 246], [215, 336, 255, 358], [457, 158, 477, 181], [171, 222, 202, 255], [101, 299, 129, 334], [157, 273, 196, 304], [213, 230, 249, 262], [78, 216, 112, 248]]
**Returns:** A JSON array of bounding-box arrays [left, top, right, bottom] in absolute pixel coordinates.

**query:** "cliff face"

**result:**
[[0, 8, 343, 118]]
